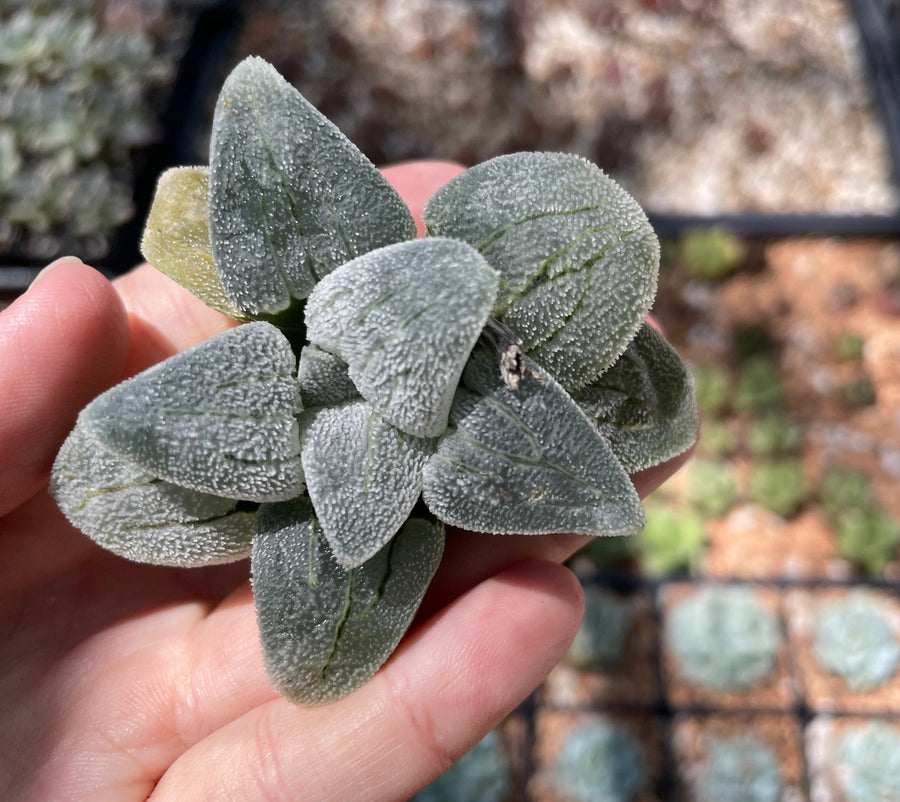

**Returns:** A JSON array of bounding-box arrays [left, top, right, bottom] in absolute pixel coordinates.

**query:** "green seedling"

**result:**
[[834, 331, 866, 362], [637, 504, 706, 575], [50, 58, 698, 705], [734, 357, 784, 414], [813, 591, 900, 691], [688, 459, 739, 519], [678, 226, 746, 282], [745, 413, 804, 458], [692, 362, 732, 418], [749, 459, 807, 519], [840, 375, 877, 409], [665, 586, 780, 690]]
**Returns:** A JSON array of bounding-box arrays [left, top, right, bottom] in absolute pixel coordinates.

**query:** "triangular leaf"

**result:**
[[573, 322, 698, 473], [306, 237, 499, 437], [300, 401, 433, 569], [51, 422, 255, 567], [140, 166, 245, 319], [296, 344, 359, 408], [424, 152, 659, 391], [422, 344, 645, 536], [83, 322, 303, 502], [208, 57, 416, 318], [252, 498, 444, 705]]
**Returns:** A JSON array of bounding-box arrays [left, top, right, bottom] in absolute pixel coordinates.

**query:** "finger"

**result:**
[[380, 160, 465, 236], [149, 560, 582, 802], [0, 258, 129, 516], [114, 264, 239, 375]]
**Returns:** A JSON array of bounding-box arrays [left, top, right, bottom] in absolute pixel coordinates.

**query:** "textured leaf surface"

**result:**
[[141, 166, 245, 319], [301, 401, 433, 569], [253, 499, 444, 705], [573, 323, 698, 472], [51, 423, 255, 566], [209, 57, 415, 317], [424, 152, 659, 390], [296, 344, 359, 408], [306, 237, 499, 437], [84, 322, 303, 501], [422, 345, 645, 536]]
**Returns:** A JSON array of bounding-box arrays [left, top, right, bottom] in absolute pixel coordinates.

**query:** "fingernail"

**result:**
[[29, 256, 84, 290]]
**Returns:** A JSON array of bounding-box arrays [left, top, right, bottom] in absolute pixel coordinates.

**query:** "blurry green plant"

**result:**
[[636, 504, 706, 575], [564, 586, 635, 669], [734, 357, 784, 414], [834, 331, 866, 362], [693, 362, 732, 418], [813, 591, 900, 691], [688, 459, 739, 519], [697, 736, 783, 802], [745, 413, 804, 458], [0, 4, 168, 247], [749, 459, 806, 518], [820, 467, 900, 574], [665, 586, 780, 691], [697, 420, 739, 458], [731, 323, 777, 362], [678, 227, 746, 282], [415, 729, 512, 802], [550, 718, 647, 802], [835, 721, 900, 802], [840, 375, 877, 409]]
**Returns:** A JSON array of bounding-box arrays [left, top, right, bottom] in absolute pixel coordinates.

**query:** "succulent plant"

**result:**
[[0, 4, 168, 246], [564, 586, 635, 669], [414, 729, 512, 802], [50, 57, 697, 705], [749, 459, 807, 519], [813, 591, 900, 691], [636, 504, 706, 576], [734, 357, 784, 414], [745, 413, 804, 458], [550, 718, 647, 802], [665, 586, 780, 691], [696, 735, 783, 802], [834, 331, 866, 362], [678, 226, 746, 282], [688, 459, 739, 519], [834, 721, 900, 802], [692, 362, 732, 418]]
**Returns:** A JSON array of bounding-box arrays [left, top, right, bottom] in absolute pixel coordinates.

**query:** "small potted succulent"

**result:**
[[50, 57, 697, 705]]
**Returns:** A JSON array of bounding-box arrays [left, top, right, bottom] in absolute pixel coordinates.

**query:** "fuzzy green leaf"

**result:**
[[83, 322, 303, 502], [301, 401, 433, 569], [424, 152, 659, 390], [422, 344, 645, 536], [140, 166, 245, 319], [296, 344, 359, 408], [208, 56, 415, 318], [51, 423, 255, 567], [306, 237, 499, 437], [573, 323, 698, 473], [253, 498, 444, 705]]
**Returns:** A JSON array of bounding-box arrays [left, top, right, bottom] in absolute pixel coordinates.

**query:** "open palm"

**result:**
[[0, 163, 687, 801]]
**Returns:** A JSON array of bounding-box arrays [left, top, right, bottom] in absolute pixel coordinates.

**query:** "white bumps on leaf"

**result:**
[[140, 166, 245, 320], [422, 344, 645, 537], [208, 56, 416, 317], [301, 401, 433, 569], [81, 322, 304, 502], [252, 498, 444, 705], [51, 424, 256, 567], [305, 237, 499, 438], [296, 344, 359, 408], [573, 322, 698, 473], [424, 152, 659, 391]]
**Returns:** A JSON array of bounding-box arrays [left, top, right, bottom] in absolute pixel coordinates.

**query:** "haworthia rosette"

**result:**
[[422, 344, 645, 537], [573, 322, 698, 473], [51, 424, 256, 567], [140, 166, 245, 320], [296, 344, 360, 409], [305, 237, 499, 438], [208, 56, 416, 318], [82, 322, 304, 502], [301, 401, 433, 569], [424, 152, 659, 391], [252, 498, 444, 705]]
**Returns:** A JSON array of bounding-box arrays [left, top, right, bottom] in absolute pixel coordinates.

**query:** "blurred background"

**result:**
[[3, 1, 900, 799]]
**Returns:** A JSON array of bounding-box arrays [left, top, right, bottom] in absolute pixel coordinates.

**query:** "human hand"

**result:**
[[0, 161, 688, 801]]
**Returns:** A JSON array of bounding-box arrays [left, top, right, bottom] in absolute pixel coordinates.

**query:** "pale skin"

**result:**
[[0, 162, 690, 801]]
